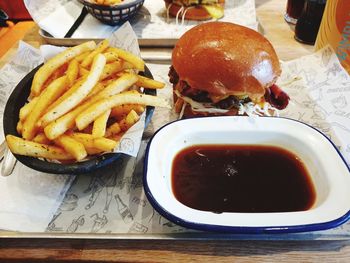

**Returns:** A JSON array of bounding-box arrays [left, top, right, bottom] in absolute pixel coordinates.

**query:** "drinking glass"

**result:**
[[284, 0, 305, 24]]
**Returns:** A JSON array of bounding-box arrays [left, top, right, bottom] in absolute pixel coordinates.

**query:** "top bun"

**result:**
[[172, 22, 281, 100], [165, 0, 225, 21]]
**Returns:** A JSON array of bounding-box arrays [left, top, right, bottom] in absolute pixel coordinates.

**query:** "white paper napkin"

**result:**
[[0, 166, 75, 232]]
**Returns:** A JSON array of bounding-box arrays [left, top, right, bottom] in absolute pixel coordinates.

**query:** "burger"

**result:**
[[169, 22, 290, 118], [165, 0, 225, 21]]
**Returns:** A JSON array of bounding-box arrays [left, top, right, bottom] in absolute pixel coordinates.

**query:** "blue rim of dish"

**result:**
[[143, 116, 350, 234], [3, 64, 155, 175]]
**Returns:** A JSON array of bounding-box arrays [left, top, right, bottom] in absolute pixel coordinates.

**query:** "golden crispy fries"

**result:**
[[81, 40, 109, 68], [110, 104, 145, 119], [86, 82, 105, 99], [75, 51, 90, 63], [71, 132, 117, 152], [100, 73, 138, 95], [16, 121, 23, 135], [22, 76, 68, 140], [100, 60, 123, 80], [33, 133, 51, 145], [92, 109, 111, 138], [108, 132, 124, 142], [19, 97, 39, 121], [136, 75, 166, 89], [66, 59, 79, 86], [104, 0, 122, 5], [6, 135, 73, 160], [55, 134, 87, 161], [119, 110, 140, 131], [93, 0, 122, 5], [44, 73, 138, 140], [43, 77, 85, 117], [39, 54, 106, 127], [105, 122, 121, 138], [31, 41, 96, 97], [79, 65, 89, 77], [85, 146, 104, 155], [93, 137, 118, 152], [103, 51, 119, 63], [41, 64, 67, 90], [76, 93, 170, 130], [107, 47, 144, 71], [9, 40, 167, 164]]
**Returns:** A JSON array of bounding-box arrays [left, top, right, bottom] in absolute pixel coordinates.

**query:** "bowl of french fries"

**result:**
[[3, 40, 169, 174], [79, 0, 145, 26]]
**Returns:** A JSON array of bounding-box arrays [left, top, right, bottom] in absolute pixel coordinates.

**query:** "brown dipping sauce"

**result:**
[[172, 145, 316, 213]]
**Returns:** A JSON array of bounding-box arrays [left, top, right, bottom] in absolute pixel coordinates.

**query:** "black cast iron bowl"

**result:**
[[3, 65, 156, 174]]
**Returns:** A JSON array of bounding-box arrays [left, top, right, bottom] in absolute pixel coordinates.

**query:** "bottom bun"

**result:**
[[165, 2, 213, 20]]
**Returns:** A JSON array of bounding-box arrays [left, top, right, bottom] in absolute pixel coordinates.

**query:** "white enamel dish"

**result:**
[[143, 116, 350, 233]]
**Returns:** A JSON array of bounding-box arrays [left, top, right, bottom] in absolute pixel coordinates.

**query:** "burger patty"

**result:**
[[169, 66, 289, 110], [169, 66, 250, 110]]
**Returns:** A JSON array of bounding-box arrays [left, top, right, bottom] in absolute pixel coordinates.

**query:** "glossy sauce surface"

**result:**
[[172, 145, 316, 213]]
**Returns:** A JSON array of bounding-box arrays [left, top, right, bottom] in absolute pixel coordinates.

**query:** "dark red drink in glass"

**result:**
[[285, 0, 305, 24]]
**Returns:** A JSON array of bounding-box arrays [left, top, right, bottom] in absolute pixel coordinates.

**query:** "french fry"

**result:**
[[92, 109, 111, 138], [66, 59, 79, 86], [103, 51, 119, 63], [33, 133, 51, 145], [105, 122, 121, 138], [19, 97, 39, 121], [42, 77, 85, 118], [107, 47, 145, 71], [100, 60, 123, 80], [93, 137, 118, 152], [22, 76, 68, 140], [119, 110, 140, 131], [71, 132, 117, 152], [31, 41, 96, 97], [75, 51, 90, 63], [85, 147, 104, 155], [55, 134, 87, 161], [100, 73, 138, 96], [79, 65, 89, 77], [41, 64, 67, 91], [6, 135, 74, 160], [136, 75, 166, 89], [104, 0, 122, 5], [39, 54, 106, 127], [44, 73, 138, 140], [110, 104, 145, 119], [16, 121, 23, 135], [81, 39, 109, 68], [75, 92, 170, 130], [86, 82, 105, 99], [108, 132, 124, 142]]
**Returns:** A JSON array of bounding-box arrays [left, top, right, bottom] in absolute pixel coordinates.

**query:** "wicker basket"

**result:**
[[79, 0, 145, 26]]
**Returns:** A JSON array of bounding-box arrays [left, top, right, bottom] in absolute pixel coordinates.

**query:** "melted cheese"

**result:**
[[202, 4, 224, 19]]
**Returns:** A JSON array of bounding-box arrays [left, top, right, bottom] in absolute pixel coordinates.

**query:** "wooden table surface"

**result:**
[[1, 0, 350, 262]]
